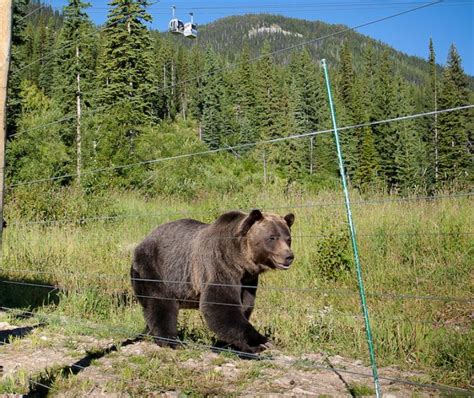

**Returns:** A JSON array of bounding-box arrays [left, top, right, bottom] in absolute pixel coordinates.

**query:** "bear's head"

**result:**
[[239, 209, 295, 273]]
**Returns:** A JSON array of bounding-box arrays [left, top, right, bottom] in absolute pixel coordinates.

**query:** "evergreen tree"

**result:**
[[7, 82, 70, 184], [254, 42, 280, 142], [50, 0, 96, 182], [437, 45, 471, 187], [337, 41, 359, 182], [235, 43, 257, 145], [176, 46, 190, 120], [186, 44, 206, 121], [355, 126, 380, 189], [426, 38, 440, 187], [37, 19, 58, 95], [338, 41, 355, 115], [372, 50, 398, 190], [276, 65, 309, 182], [393, 78, 427, 192], [98, 0, 156, 122], [201, 48, 225, 149], [7, 0, 29, 136]]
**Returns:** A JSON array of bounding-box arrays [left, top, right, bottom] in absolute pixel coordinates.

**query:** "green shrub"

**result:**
[[313, 229, 353, 280], [5, 184, 120, 223]]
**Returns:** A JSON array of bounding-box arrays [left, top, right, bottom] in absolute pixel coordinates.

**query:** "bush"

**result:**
[[314, 228, 353, 280], [5, 184, 120, 224]]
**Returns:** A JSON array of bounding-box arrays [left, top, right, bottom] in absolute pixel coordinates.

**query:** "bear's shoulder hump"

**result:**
[[214, 211, 246, 225]]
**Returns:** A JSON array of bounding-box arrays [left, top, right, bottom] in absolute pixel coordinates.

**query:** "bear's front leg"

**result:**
[[200, 285, 268, 353], [241, 275, 258, 320]]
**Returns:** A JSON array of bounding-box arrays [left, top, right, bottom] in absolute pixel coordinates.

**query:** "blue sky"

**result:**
[[50, 0, 474, 75]]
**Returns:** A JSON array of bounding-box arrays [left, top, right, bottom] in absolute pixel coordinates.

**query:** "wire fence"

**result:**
[[1, 273, 472, 305], [5, 104, 473, 188], [0, 305, 472, 396], [4, 0, 473, 395], [5, 190, 473, 227]]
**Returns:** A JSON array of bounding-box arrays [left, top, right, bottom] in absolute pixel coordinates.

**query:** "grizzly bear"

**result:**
[[131, 209, 295, 354]]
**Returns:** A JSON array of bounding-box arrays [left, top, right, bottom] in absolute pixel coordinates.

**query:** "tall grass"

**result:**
[[1, 188, 472, 387]]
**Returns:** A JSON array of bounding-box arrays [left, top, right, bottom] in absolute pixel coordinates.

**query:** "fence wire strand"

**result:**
[[5, 190, 473, 227], [7, 104, 473, 188], [0, 306, 471, 396], [1, 276, 472, 305]]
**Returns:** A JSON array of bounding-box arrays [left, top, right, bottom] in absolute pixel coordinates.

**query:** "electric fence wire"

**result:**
[[6, 190, 473, 227], [17, 4, 46, 21], [0, 306, 472, 395], [0, 277, 472, 305], [6, 104, 473, 188], [82, 1, 474, 12]]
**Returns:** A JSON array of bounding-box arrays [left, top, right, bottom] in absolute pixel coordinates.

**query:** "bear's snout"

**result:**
[[273, 250, 294, 270], [285, 253, 294, 266]]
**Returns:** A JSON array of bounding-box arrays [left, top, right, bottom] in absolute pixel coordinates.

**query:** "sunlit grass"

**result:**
[[1, 189, 472, 387]]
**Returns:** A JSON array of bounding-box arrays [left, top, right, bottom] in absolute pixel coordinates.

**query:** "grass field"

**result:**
[[1, 188, 472, 393]]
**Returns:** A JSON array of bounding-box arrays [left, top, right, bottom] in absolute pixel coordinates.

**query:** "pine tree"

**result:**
[[277, 65, 309, 182], [6, 0, 29, 136], [152, 37, 175, 119], [254, 42, 280, 141], [427, 38, 439, 187], [235, 43, 257, 145], [37, 19, 58, 96], [176, 46, 190, 120], [98, 0, 156, 122], [201, 48, 225, 149], [338, 41, 355, 115], [393, 78, 427, 193], [7, 82, 70, 184], [186, 44, 206, 121], [51, 0, 95, 183], [372, 50, 398, 190], [355, 126, 380, 189], [437, 45, 471, 188], [337, 41, 359, 182]]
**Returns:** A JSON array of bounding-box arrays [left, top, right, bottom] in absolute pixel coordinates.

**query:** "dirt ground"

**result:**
[[0, 318, 461, 397]]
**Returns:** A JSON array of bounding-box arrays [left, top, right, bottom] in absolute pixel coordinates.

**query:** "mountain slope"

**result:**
[[180, 14, 472, 87]]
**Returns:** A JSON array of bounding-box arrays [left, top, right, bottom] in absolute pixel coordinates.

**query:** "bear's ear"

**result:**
[[284, 213, 295, 228], [238, 209, 263, 236]]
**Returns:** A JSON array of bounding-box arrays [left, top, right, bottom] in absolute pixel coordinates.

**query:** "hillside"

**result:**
[[177, 14, 473, 88]]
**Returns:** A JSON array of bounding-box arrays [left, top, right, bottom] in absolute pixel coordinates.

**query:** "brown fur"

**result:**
[[131, 209, 295, 353]]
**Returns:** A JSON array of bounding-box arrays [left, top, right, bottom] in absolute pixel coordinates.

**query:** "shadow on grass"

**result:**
[[25, 336, 142, 397], [325, 358, 357, 398], [0, 324, 45, 345], [0, 277, 61, 310]]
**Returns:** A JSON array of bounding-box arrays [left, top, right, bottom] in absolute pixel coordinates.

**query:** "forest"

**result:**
[[1, 1, 473, 394], [4, 0, 473, 217]]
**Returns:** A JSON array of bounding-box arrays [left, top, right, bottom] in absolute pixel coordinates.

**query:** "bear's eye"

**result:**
[[268, 236, 279, 241]]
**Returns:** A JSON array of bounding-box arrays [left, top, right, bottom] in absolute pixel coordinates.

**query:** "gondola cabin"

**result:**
[[169, 18, 184, 34], [183, 12, 197, 39], [183, 22, 197, 38], [169, 6, 184, 35]]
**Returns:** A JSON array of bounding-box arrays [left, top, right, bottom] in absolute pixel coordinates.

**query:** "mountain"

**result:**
[[176, 14, 473, 88]]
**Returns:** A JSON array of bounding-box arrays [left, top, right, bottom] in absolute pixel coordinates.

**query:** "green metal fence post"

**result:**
[[321, 58, 381, 397]]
